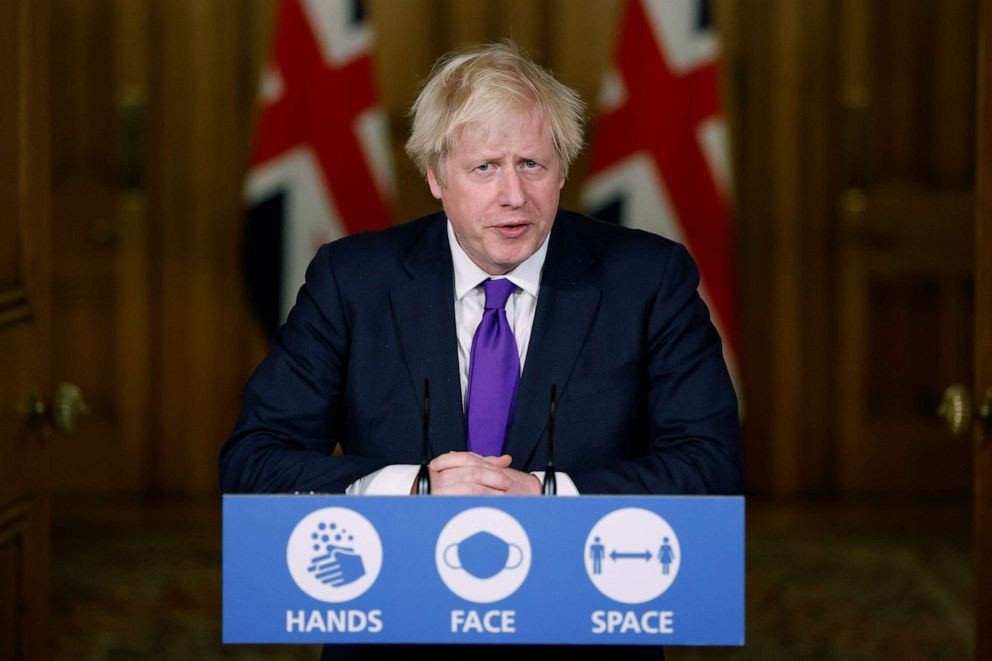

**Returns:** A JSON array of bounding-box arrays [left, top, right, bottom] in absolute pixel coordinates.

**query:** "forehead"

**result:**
[[450, 105, 555, 157]]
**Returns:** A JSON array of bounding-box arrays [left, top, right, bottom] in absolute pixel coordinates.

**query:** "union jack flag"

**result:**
[[583, 0, 739, 392], [245, 0, 393, 334]]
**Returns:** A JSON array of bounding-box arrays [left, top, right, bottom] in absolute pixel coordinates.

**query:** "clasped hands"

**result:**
[[410, 451, 542, 495]]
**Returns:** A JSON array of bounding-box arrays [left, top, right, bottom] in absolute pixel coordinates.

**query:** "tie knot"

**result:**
[[482, 278, 515, 310]]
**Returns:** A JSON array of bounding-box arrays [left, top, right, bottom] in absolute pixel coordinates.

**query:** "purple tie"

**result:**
[[466, 278, 520, 456]]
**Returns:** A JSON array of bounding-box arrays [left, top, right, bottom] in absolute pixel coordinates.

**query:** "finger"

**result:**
[[431, 481, 511, 496], [431, 464, 513, 492], [482, 454, 513, 467], [432, 465, 513, 491], [501, 468, 542, 495], [429, 451, 487, 471]]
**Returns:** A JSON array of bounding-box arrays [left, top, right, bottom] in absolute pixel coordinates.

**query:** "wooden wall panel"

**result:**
[[49, 0, 131, 492], [723, 0, 976, 496], [113, 0, 155, 495], [368, 0, 442, 222], [0, 506, 30, 661], [796, 0, 841, 492], [871, 0, 976, 185], [47, 0, 276, 496], [974, 0, 991, 653], [765, 0, 805, 494], [0, 0, 51, 657], [836, 0, 975, 494], [550, 0, 623, 204], [147, 0, 260, 492], [720, 0, 838, 494], [0, 0, 19, 294], [0, 529, 18, 658]]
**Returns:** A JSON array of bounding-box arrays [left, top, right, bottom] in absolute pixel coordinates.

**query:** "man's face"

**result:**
[[427, 106, 564, 275]]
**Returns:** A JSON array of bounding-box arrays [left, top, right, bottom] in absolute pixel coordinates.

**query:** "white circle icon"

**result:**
[[435, 507, 531, 603], [286, 507, 382, 602], [585, 508, 681, 604]]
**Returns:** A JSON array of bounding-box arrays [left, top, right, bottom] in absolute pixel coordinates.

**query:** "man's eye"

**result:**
[[476, 163, 491, 172], [523, 160, 538, 168]]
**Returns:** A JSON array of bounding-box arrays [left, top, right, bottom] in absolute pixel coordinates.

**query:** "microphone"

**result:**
[[542, 384, 557, 495], [415, 379, 431, 495]]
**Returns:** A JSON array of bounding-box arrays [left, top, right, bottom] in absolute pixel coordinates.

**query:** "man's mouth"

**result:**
[[492, 222, 530, 238]]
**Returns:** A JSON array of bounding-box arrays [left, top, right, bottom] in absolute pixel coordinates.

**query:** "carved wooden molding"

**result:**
[[0, 499, 29, 545], [0, 286, 30, 329]]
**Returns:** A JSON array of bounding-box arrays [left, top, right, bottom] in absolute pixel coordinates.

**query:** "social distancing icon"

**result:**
[[584, 508, 681, 604]]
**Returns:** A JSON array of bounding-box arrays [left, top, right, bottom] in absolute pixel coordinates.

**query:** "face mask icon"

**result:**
[[443, 531, 524, 579]]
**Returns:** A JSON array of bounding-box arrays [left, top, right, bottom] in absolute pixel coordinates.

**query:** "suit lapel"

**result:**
[[504, 215, 601, 469], [389, 217, 466, 456]]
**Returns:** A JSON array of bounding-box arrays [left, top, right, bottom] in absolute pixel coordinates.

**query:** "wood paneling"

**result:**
[[0, 0, 20, 294], [50, 0, 130, 492], [145, 0, 261, 492], [974, 0, 991, 655], [836, 0, 976, 494], [722, 0, 976, 495], [48, 0, 272, 495], [719, 0, 839, 494], [0, 536, 18, 659], [0, 505, 29, 660], [0, 0, 51, 657]]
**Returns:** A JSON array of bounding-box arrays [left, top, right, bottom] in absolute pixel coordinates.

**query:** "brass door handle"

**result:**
[[938, 384, 992, 442], [22, 382, 90, 434]]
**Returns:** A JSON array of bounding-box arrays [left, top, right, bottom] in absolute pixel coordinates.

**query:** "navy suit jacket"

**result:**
[[220, 210, 742, 495]]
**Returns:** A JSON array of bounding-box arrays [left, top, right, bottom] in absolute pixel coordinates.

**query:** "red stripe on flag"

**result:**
[[250, 0, 391, 234], [588, 0, 736, 354]]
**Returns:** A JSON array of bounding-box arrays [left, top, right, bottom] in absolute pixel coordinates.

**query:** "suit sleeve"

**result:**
[[569, 243, 743, 495], [219, 245, 387, 494]]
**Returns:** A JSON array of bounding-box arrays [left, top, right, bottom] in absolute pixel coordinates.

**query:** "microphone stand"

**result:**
[[542, 384, 557, 495], [415, 379, 431, 495]]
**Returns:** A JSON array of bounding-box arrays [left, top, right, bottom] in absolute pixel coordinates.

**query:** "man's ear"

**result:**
[[427, 166, 443, 200]]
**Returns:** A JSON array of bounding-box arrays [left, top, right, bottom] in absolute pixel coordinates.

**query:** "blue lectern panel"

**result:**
[[223, 495, 743, 646]]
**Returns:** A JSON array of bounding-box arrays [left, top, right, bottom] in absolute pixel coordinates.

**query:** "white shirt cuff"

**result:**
[[345, 465, 420, 495], [529, 471, 580, 495], [345, 466, 580, 495]]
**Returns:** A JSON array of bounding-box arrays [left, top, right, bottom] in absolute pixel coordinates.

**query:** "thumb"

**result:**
[[483, 454, 512, 467]]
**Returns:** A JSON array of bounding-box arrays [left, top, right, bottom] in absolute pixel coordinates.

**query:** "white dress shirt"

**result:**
[[345, 220, 577, 495]]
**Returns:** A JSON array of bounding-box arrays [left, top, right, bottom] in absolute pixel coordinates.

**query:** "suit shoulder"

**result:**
[[322, 213, 442, 258], [300, 213, 444, 299], [559, 209, 684, 261], [309, 213, 443, 277]]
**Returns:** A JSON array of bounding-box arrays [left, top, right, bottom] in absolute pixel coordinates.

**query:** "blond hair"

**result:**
[[405, 42, 586, 185]]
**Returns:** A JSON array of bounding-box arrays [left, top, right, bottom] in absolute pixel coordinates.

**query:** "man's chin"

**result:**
[[489, 255, 532, 275], [475, 236, 545, 274]]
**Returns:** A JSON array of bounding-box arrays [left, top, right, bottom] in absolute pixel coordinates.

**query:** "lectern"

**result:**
[[223, 495, 744, 646]]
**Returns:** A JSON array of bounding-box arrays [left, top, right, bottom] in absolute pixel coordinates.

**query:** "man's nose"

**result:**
[[498, 170, 527, 208]]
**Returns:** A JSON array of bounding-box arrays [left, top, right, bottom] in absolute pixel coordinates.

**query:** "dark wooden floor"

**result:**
[[50, 496, 974, 660]]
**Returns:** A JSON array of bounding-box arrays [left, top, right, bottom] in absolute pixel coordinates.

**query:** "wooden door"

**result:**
[[49, 0, 154, 494], [974, 1, 991, 656], [837, 0, 977, 493], [0, 1, 51, 659]]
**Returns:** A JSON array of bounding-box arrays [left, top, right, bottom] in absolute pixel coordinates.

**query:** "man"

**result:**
[[221, 39, 740, 661], [221, 42, 740, 503]]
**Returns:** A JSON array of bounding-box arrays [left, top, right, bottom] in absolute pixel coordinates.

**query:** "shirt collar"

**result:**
[[447, 219, 549, 301]]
